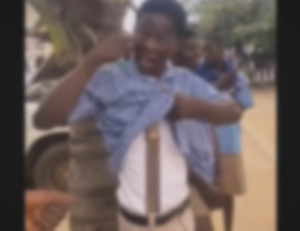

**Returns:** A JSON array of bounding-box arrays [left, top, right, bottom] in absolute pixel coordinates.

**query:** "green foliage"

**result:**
[[190, 0, 276, 55], [27, 0, 76, 62]]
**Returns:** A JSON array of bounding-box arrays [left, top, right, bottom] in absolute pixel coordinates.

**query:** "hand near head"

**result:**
[[33, 32, 133, 130], [84, 32, 133, 67], [25, 190, 75, 231]]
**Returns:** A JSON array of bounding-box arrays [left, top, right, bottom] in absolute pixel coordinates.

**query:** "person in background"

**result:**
[[25, 190, 74, 231], [34, 0, 242, 230], [175, 28, 216, 231], [197, 35, 254, 231], [196, 36, 239, 91], [174, 29, 202, 71]]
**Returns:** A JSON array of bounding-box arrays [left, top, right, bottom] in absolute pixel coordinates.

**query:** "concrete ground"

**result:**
[[56, 87, 277, 231], [212, 86, 276, 231]]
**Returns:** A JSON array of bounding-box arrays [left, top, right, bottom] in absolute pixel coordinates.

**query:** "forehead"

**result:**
[[136, 13, 175, 35]]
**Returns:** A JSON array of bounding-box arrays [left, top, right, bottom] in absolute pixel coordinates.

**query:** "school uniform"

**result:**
[[68, 59, 229, 231], [196, 60, 253, 195]]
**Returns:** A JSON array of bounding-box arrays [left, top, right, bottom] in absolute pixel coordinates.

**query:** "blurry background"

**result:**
[[24, 0, 276, 231]]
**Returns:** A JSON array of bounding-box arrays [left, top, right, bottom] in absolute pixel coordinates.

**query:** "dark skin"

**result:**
[[133, 13, 177, 77], [134, 14, 241, 125], [26, 190, 74, 231], [203, 40, 237, 91], [33, 33, 132, 129], [178, 37, 245, 231], [175, 37, 201, 71], [34, 13, 241, 129], [133, 16, 237, 231], [33, 13, 241, 231], [203, 39, 248, 231], [189, 126, 223, 231]]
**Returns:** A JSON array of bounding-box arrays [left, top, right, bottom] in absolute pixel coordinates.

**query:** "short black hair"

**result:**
[[138, 0, 187, 37], [205, 35, 224, 47], [183, 27, 197, 39]]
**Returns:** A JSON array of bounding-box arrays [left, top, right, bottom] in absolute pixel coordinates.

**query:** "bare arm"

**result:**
[[34, 33, 132, 130], [171, 94, 242, 125], [190, 97, 241, 125], [34, 59, 105, 129], [25, 190, 74, 231]]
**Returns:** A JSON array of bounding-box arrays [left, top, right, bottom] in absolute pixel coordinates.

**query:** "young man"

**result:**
[[197, 36, 254, 231], [34, 1, 242, 231], [175, 29, 219, 231]]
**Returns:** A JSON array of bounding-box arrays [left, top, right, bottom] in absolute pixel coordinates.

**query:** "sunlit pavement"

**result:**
[[56, 87, 277, 231], [212, 86, 276, 231]]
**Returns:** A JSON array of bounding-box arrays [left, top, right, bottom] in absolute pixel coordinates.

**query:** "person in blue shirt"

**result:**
[[34, 1, 243, 231], [177, 31, 253, 231], [197, 36, 238, 91], [175, 28, 217, 231]]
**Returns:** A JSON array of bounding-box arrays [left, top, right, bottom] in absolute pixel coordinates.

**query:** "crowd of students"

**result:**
[[26, 1, 253, 231], [175, 28, 253, 231]]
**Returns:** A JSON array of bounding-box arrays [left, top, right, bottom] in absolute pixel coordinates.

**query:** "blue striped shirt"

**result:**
[[68, 59, 230, 183]]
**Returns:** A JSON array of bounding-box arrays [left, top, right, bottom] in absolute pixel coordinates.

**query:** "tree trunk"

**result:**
[[27, 1, 128, 229], [64, 1, 128, 230], [69, 120, 118, 231]]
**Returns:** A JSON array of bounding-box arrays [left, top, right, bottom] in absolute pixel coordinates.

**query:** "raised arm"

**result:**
[[34, 33, 131, 130]]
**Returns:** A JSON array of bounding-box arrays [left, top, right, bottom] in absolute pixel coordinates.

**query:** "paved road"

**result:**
[[56, 87, 277, 231]]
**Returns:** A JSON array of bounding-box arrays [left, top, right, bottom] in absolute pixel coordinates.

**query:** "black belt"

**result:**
[[120, 199, 189, 227]]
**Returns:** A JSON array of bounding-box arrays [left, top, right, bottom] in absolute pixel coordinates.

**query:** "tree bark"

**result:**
[[65, 1, 128, 230], [27, 1, 128, 229], [69, 120, 118, 231]]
